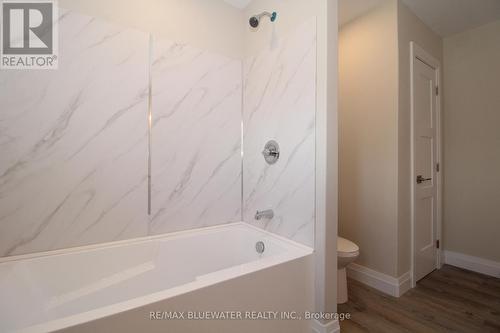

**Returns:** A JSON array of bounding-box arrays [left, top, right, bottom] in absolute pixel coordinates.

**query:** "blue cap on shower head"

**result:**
[[271, 12, 277, 22]]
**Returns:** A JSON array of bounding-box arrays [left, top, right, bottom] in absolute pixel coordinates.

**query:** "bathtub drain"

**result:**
[[255, 241, 265, 254]]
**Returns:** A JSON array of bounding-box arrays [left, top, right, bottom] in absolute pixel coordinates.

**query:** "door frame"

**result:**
[[410, 41, 443, 288]]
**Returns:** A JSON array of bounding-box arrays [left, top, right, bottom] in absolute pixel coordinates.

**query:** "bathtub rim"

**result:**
[[0, 222, 313, 264]]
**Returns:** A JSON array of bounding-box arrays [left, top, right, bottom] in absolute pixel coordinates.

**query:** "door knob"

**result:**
[[416, 175, 432, 184]]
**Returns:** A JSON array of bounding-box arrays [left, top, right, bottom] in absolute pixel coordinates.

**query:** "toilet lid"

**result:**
[[338, 237, 359, 254]]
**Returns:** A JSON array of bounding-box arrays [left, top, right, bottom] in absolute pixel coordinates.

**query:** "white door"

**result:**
[[413, 57, 438, 282]]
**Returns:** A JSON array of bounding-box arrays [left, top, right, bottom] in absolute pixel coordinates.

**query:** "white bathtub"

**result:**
[[0, 223, 314, 333]]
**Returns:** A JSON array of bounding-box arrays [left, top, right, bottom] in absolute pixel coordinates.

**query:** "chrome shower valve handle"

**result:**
[[262, 148, 278, 157], [262, 140, 280, 164]]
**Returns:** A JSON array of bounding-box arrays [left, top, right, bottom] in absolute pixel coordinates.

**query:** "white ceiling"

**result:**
[[340, 0, 500, 37], [223, 0, 253, 10], [401, 0, 500, 37]]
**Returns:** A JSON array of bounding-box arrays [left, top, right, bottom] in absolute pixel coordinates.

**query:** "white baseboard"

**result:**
[[443, 250, 500, 278], [311, 319, 340, 333], [347, 263, 411, 297]]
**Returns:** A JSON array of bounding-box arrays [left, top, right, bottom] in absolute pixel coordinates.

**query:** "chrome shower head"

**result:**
[[249, 11, 277, 28]]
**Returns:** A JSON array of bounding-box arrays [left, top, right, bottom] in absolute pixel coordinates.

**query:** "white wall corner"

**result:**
[[347, 263, 411, 297], [443, 250, 500, 278], [311, 319, 340, 333]]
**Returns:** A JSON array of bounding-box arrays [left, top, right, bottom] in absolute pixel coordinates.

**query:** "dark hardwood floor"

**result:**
[[338, 265, 500, 333]]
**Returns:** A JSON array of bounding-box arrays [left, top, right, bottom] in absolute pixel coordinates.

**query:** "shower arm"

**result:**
[[257, 11, 273, 20]]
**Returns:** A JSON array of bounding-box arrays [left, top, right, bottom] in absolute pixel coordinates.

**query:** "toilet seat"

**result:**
[[337, 237, 360, 304], [338, 237, 359, 257]]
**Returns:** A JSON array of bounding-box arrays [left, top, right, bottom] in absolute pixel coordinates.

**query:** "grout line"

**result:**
[[147, 34, 153, 216]]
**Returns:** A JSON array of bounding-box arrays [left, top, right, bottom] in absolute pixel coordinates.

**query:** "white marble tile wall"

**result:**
[[0, 9, 150, 257], [149, 38, 242, 234], [243, 18, 317, 247], [0, 9, 243, 257], [0, 8, 316, 257]]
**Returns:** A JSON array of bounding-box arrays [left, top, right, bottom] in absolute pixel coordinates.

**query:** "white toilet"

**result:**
[[337, 237, 359, 304]]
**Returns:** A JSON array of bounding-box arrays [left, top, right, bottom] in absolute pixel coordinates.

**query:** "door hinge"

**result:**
[[436, 240, 440, 249], [436, 86, 439, 95], [436, 163, 440, 172]]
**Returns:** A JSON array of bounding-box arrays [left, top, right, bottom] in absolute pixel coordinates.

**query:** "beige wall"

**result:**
[[339, 0, 443, 278], [339, 0, 399, 277], [59, 0, 245, 59], [443, 20, 500, 262], [396, 2, 443, 276]]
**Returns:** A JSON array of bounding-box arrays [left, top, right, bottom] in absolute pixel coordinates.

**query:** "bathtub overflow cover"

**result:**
[[255, 241, 265, 254]]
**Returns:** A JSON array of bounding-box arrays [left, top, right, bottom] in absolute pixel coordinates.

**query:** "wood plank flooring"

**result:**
[[338, 265, 500, 333]]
